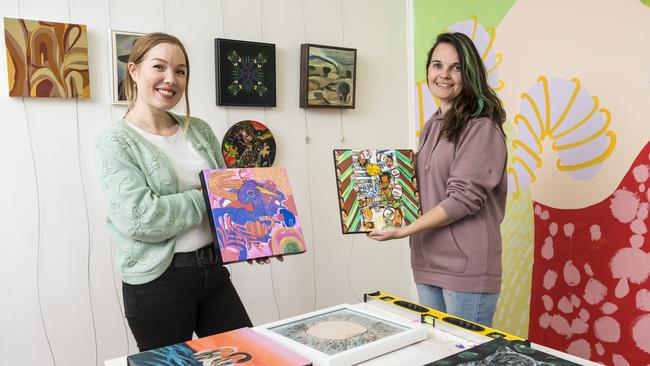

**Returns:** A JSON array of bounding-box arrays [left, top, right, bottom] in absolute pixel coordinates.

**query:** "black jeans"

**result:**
[[122, 262, 252, 351]]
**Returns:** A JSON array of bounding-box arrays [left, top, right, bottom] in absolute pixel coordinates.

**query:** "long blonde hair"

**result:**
[[124, 32, 191, 129]]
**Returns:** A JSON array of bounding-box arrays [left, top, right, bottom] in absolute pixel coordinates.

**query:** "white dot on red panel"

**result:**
[[535, 205, 542, 215], [610, 189, 640, 223], [636, 289, 650, 311], [633, 164, 649, 183], [584, 278, 607, 305], [594, 316, 621, 343], [542, 295, 553, 311], [570, 294, 581, 307], [541, 236, 554, 260], [630, 235, 645, 248], [601, 302, 619, 315], [550, 314, 572, 337], [638, 202, 649, 220], [631, 314, 650, 353], [612, 354, 631, 366], [567, 338, 591, 360], [558, 296, 574, 313], [610, 247, 650, 285], [571, 317, 589, 334], [564, 260, 581, 286], [595, 342, 605, 356], [589, 225, 602, 242], [615, 278, 630, 298], [540, 210, 550, 220], [539, 312, 552, 329], [549, 222, 558, 236], [564, 223, 575, 237], [543, 270, 558, 290], [579, 308, 590, 322], [631, 219, 648, 235], [584, 263, 594, 277]]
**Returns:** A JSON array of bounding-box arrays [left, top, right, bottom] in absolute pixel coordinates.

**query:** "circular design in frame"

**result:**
[[222, 120, 276, 168]]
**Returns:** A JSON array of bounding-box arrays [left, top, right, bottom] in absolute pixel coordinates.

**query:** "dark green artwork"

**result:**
[[215, 38, 276, 107], [426, 338, 580, 366]]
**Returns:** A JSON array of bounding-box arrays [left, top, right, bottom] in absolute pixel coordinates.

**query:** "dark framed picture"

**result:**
[[300, 43, 357, 108], [215, 38, 276, 107], [111, 30, 144, 104]]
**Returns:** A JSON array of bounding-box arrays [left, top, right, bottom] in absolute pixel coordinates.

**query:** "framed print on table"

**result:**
[[110, 30, 144, 104], [254, 304, 427, 366], [215, 38, 276, 107], [300, 43, 357, 108]]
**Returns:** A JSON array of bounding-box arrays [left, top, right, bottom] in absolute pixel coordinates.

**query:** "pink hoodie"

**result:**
[[411, 110, 507, 293]]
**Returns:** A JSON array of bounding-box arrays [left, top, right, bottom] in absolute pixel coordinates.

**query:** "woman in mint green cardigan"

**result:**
[[95, 33, 251, 351]]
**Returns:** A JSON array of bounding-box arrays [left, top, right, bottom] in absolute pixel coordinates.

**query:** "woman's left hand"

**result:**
[[368, 227, 403, 241]]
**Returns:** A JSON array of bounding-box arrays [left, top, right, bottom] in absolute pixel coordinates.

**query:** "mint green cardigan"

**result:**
[[95, 113, 225, 285]]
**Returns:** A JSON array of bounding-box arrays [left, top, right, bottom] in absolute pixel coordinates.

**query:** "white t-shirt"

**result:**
[[128, 121, 213, 253]]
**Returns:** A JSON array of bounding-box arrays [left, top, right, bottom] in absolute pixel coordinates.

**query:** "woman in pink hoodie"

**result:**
[[370, 32, 507, 327]]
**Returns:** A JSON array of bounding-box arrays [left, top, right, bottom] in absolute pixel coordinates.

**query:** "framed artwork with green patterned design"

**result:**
[[333, 149, 421, 234], [215, 38, 276, 107]]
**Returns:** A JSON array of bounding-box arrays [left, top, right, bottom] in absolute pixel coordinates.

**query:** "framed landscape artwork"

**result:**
[[215, 38, 276, 107], [300, 43, 357, 108], [199, 167, 306, 264], [333, 149, 421, 234], [255, 304, 427, 366], [127, 327, 312, 366], [4, 17, 90, 98], [110, 30, 144, 104]]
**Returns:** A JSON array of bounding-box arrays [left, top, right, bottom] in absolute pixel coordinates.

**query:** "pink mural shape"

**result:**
[[529, 141, 650, 364]]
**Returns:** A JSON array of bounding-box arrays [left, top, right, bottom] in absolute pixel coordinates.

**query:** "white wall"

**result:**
[[0, 0, 412, 365]]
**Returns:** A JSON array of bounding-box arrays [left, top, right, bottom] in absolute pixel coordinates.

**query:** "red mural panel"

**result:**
[[529, 143, 650, 365]]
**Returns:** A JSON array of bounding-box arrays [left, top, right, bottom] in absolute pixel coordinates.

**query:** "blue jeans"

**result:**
[[416, 283, 499, 327]]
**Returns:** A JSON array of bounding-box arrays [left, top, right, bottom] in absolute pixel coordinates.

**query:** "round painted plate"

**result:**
[[222, 120, 276, 168]]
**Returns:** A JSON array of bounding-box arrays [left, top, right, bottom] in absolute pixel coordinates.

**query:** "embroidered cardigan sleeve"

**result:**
[[438, 118, 507, 224], [95, 130, 206, 243]]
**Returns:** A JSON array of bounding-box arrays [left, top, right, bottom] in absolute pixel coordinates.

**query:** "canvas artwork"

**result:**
[[127, 327, 312, 366], [199, 167, 306, 264], [4, 17, 90, 98], [300, 44, 357, 108], [333, 149, 421, 234], [425, 338, 580, 366], [111, 30, 144, 104], [215, 38, 276, 107], [222, 120, 276, 168], [255, 304, 427, 366]]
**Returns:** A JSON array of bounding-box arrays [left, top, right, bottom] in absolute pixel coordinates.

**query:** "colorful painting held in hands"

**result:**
[[200, 167, 306, 264], [222, 120, 276, 168], [4, 17, 90, 98], [127, 327, 311, 366], [334, 149, 421, 234]]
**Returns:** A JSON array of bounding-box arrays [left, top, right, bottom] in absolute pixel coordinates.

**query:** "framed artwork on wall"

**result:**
[[254, 304, 427, 366], [4, 17, 90, 98], [110, 30, 144, 105], [300, 44, 357, 108], [215, 38, 276, 107], [222, 120, 276, 168], [333, 149, 421, 234], [199, 167, 306, 264]]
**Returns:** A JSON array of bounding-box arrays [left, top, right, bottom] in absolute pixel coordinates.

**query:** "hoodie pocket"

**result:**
[[413, 226, 468, 274]]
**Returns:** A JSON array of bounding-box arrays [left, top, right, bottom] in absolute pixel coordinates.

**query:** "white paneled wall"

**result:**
[[0, 0, 412, 365]]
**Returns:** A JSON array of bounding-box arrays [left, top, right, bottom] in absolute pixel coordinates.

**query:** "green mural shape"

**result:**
[[413, 0, 516, 82]]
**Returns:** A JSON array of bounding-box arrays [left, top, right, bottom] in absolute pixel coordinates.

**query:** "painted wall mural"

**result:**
[[3, 17, 90, 98], [528, 141, 650, 365], [508, 76, 616, 198]]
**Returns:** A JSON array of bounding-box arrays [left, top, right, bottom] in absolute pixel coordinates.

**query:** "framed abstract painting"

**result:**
[[127, 327, 312, 366], [222, 120, 276, 168], [4, 17, 90, 98], [300, 44, 356, 108], [333, 149, 421, 234], [215, 38, 276, 107], [255, 304, 427, 366], [199, 167, 306, 264], [110, 30, 144, 104]]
